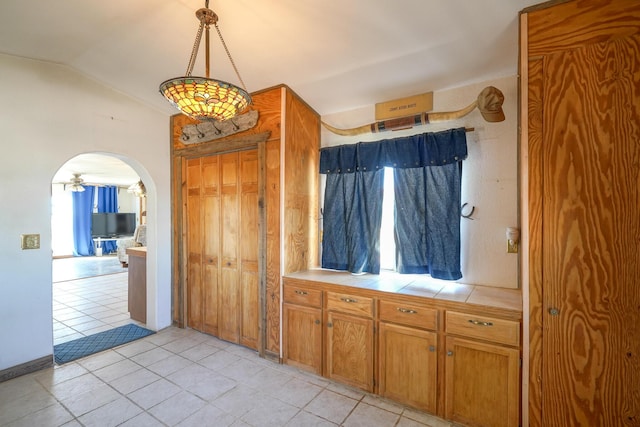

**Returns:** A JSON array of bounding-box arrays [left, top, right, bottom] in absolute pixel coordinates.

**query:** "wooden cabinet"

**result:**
[[378, 300, 439, 413], [444, 311, 520, 427], [522, 1, 640, 424], [283, 282, 323, 374], [324, 291, 374, 391], [126, 247, 146, 323], [172, 85, 320, 357], [282, 274, 522, 424]]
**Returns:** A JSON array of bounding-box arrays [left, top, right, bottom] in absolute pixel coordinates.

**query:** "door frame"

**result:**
[[172, 131, 271, 357]]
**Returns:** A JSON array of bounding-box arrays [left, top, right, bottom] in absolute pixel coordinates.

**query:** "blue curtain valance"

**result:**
[[320, 127, 467, 174]]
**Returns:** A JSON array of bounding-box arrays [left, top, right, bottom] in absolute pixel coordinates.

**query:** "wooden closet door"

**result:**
[[186, 158, 203, 330], [526, 2, 640, 425], [219, 152, 241, 343], [185, 150, 259, 349], [202, 156, 220, 336], [239, 150, 259, 349]]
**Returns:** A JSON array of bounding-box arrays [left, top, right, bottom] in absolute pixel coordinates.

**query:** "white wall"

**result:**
[[321, 76, 519, 288], [0, 54, 172, 371]]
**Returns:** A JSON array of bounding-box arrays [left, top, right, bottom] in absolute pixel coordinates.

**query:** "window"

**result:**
[[320, 128, 467, 280], [379, 167, 396, 270]]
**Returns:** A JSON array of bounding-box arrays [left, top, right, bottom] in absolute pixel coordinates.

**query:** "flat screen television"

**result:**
[[91, 213, 136, 237]]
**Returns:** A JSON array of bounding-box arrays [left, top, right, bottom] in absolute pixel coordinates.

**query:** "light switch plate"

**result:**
[[21, 234, 40, 250]]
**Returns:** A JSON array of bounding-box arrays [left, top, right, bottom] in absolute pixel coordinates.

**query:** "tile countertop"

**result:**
[[284, 269, 522, 314]]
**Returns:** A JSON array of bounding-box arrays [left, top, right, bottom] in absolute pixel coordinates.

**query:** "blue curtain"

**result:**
[[72, 186, 96, 256], [394, 162, 463, 280], [97, 186, 118, 254], [322, 170, 384, 274], [320, 128, 467, 279]]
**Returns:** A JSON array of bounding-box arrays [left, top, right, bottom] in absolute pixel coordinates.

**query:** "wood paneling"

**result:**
[[523, 1, 640, 424], [265, 138, 281, 354], [172, 85, 320, 358], [283, 90, 320, 274]]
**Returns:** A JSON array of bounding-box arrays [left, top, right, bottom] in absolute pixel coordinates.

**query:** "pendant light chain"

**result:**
[[214, 22, 249, 92], [185, 21, 205, 76]]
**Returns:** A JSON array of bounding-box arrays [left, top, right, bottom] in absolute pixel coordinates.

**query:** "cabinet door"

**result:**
[[445, 336, 519, 427], [525, 2, 640, 424], [325, 311, 374, 392], [283, 304, 322, 374], [378, 322, 437, 413]]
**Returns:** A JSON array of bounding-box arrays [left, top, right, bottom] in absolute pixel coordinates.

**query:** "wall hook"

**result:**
[[195, 124, 205, 139], [461, 202, 475, 219]]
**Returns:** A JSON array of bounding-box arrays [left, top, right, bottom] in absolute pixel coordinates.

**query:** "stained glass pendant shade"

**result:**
[[159, 1, 251, 121]]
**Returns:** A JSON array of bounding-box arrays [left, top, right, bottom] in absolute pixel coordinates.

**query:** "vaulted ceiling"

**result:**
[[2, 0, 540, 184]]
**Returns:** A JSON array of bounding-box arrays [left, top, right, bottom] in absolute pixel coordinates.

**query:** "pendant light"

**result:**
[[159, 0, 251, 121]]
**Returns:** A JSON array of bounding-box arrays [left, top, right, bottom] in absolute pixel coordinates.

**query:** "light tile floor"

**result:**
[[53, 271, 140, 346], [1, 327, 456, 426], [12, 259, 458, 426]]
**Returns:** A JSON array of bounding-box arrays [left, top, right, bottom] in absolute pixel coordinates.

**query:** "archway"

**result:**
[[50, 153, 154, 349]]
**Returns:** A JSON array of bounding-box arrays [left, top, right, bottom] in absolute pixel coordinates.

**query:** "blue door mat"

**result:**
[[54, 323, 155, 364]]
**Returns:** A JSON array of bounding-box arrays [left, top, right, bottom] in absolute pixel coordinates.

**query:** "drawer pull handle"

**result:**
[[294, 290, 308, 295], [468, 319, 493, 327], [340, 297, 358, 303], [397, 307, 418, 314]]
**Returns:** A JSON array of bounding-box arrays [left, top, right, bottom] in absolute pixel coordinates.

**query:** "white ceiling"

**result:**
[[2, 0, 540, 185]]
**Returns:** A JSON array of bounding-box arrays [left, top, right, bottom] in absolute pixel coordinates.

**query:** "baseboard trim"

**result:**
[[0, 355, 53, 383]]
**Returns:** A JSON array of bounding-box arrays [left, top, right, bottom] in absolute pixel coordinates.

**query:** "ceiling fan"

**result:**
[[65, 173, 86, 192]]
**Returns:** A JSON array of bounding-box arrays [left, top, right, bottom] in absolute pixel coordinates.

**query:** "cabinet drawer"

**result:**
[[326, 292, 373, 317], [283, 283, 322, 308], [379, 300, 438, 330], [445, 311, 520, 347]]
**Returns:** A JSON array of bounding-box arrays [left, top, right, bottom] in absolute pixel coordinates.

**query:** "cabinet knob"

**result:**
[[447, 351, 454, 357], [549, 307, 560, 316], [315, 319, 320, 325], [429, 345, 436, 352], [327, 322, 333, 328]]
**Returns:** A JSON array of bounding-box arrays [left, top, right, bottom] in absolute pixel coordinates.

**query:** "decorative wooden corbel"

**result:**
[[180, 110, 259, 144], [322, 86, 505, 136]]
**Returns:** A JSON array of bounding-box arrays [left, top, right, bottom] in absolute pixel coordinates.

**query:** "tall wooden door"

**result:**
[[185, 150, 259, 350], [524, 1, 640, 425]]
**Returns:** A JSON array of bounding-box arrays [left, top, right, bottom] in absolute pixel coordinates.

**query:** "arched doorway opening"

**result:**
[[50, 153, 151, 349]]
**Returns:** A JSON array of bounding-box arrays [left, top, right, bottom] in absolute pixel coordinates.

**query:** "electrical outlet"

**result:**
[[21, 234, 40, 250]]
